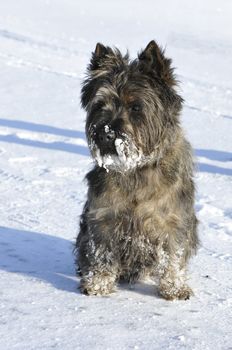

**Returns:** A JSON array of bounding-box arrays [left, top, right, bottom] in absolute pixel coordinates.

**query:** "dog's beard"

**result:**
[[90, 133, 153, 173]]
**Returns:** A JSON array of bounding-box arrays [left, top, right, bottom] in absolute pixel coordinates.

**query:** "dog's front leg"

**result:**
[[157, 246, 193, 301], [78, 228, 119, 296]]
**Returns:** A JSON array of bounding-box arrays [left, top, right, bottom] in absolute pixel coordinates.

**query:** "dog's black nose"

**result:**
[[98, 129, 116, 145]]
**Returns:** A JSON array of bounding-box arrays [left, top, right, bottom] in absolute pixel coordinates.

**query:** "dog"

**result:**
[[74, 40, 198, 300]]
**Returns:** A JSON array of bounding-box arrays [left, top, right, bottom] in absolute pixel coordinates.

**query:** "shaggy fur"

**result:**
[[74, 40, 198, 300]]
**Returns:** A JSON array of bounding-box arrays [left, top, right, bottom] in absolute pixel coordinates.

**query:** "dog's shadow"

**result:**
[[118, 278, 161, 298], [0, 226, 164, 298], [0, 226, 79, 293]]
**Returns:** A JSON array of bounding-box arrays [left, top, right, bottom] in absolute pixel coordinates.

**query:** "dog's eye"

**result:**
[[91, 101, 106, 115], [96, 102, 105, 111], [131, 104, 141, 112]]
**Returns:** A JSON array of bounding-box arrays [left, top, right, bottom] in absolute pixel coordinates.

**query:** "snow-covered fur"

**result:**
[[74, 41, 199, 300]]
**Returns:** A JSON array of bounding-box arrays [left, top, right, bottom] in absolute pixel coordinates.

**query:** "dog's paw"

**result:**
[[159, 283, 194, 301], [80, 273, 116, 296]]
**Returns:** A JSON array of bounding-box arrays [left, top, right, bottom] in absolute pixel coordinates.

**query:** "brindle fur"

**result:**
[[74, 41, 198, 300]]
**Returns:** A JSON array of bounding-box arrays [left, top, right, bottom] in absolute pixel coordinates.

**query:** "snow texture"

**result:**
[[0, 1, 232, 349]]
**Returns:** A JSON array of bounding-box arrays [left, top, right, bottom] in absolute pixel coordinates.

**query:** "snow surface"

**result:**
[[0, 0, 232, 349]]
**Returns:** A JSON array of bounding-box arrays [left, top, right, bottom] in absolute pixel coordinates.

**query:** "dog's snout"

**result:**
[[99, 129, 116, 145]]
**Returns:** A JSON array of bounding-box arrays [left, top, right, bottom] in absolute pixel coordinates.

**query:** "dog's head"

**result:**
[[82, 41, 183, 172]]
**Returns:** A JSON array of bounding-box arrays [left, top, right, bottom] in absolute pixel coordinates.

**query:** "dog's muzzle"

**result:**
[[95, 125, 117, 155], [98, 128, 116, 146]]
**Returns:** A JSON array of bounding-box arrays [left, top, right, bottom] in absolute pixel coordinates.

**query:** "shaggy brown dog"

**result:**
[[74, 41, 198, 300]]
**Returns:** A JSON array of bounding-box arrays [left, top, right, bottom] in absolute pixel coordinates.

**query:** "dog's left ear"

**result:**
[[138, 40, 176, 86]]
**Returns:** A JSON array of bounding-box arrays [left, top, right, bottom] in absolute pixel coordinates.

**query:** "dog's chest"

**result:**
[[116, 212, 157, 276]]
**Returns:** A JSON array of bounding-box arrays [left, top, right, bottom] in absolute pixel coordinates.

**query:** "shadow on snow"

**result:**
[[195, 149, 232, 162], [197, 163, 232, 176], [0, 226, 79, 293], [195, 149, 232, 176], [0, 117, 89, 156], [0, 133, 90, 156], [0, 118, 86, 139]]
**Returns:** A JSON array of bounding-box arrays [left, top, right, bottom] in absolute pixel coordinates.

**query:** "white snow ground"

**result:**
[[0, 1, 232, 349]]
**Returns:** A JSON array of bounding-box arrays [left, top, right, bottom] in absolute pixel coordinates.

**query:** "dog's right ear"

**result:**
[[81, 43, 111, 108], [95, 43, 109, 58], [82, 43, 111, 108], [89, 43, 112, 71]]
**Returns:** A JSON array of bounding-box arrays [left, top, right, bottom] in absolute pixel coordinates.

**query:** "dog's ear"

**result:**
[[81, 43, 112, 108], [138, 40, 176, 86], [89, 43, 112, 71], [95, 43, 109, 58]]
